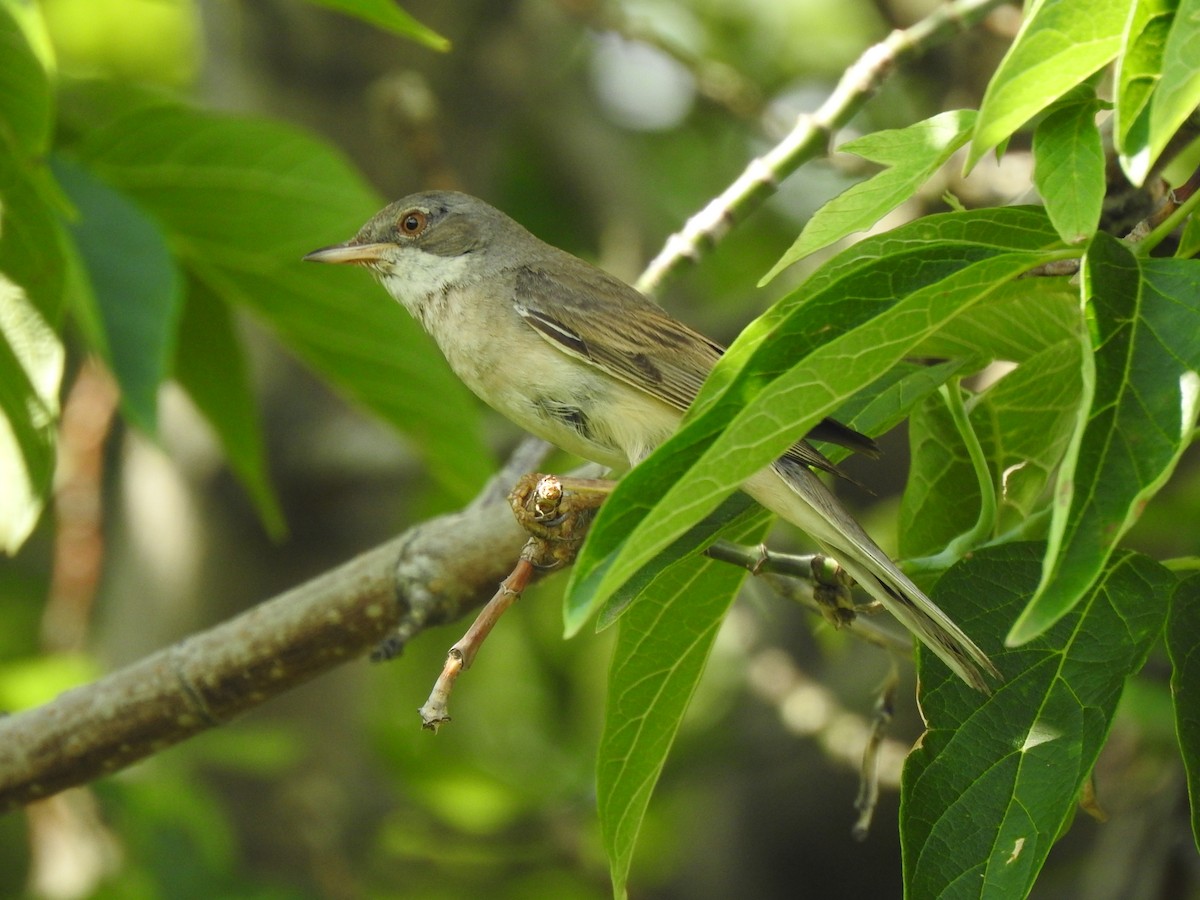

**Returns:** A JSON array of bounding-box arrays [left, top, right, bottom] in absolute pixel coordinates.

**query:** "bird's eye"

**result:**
[[397, 210, 428, 237]]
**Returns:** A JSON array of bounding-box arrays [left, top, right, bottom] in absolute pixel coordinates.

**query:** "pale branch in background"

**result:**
[[635, 0, 1009, 295]]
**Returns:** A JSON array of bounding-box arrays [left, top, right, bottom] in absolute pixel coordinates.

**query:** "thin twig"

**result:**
[[417, 474, 613, 729], [418, 557, 536, 731], [853, 666, 899, 840]]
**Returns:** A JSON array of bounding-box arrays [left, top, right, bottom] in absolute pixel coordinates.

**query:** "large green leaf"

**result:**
[[0, 158, 68, 324], [74, 103, 491, 499], [1169, 573, 1200, 853], [174, 280, 285, 537], [902, 544, 1171, 898], [566, 209, 1069, 635], [829, 359, 967, 447], [1114, 0, 1200, 185], [968, 0, 1128, 167], [301, 0, 448, 50], [899, 393, 981, 560], [0, 273, 61, 554], [1010, 235, 1200, 643], [1114, 0, 1177, 182], [912, 276, 1080, 365], [761, 109, 977, 284], [1032, 96, 1105, 243], [598, 511, 770, 899], [1145, 0, 1200, 180], [54, 157, 183, 435], [0, 2, 52, 160]]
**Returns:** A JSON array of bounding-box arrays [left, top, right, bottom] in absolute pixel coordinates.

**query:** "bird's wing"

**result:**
[[513, 263, 878, 476], [514, 264, 719, 412]]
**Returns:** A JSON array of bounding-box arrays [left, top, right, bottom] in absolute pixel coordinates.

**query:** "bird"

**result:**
[[304, 190, 999, 691]]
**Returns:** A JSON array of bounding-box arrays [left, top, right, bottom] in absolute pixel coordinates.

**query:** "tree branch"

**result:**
[[0, 470, 531, 812]]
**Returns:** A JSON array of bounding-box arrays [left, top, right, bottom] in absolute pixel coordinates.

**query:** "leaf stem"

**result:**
[[907, 379, 996, 574], [1135, 185, 1200, 256]]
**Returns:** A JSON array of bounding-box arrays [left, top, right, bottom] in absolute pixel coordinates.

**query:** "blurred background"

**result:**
[[2, 0, 1195, 897]]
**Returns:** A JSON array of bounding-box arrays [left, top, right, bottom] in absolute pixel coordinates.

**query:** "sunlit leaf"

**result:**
[[913, 276, 1081, 364], [1145, 0, 1200, 182], [969, 0, 1127, 167], [1032, 97, 1105, 243], [1114, 0, 1176, 182], [301, 0, 448, 50], [0, 273, 61, 553], [1010, 234, 1200, 643], [761, 110, 976, 283]]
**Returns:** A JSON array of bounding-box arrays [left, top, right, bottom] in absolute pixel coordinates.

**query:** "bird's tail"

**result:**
[[744, 458, 1000, 693]]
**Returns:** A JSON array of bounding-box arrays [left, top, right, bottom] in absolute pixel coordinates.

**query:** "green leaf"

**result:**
[[978, 340, 1085, 534], [74, 103, 491, 500], [174, 280, 285, 537], [1010, 235, 1200, 644], [1114, 0, 1176, 183], [0, 158, 68, 324], [969, 0, 1128, 167], [900, 339, 1084, 559], [0, 2, 52, 160], [301, 0, 449, 51], [598, 511, 770, 898], [0, 272, 61, 554], [902, 544, 1171, 898], [900, 394, 981, 560], [1178, 213, 1200, 259], [1032, 98, 1105, 243], [1169, 573, 1200, 853], [1146, 0, 1200, 181], [831, 359, 968, 454], [566, 209, 1068, 634], [760, 109, 977, 284], [53, 157, 184, 435], [913, 275, 1081, 364], [595, 493, 761, 630]]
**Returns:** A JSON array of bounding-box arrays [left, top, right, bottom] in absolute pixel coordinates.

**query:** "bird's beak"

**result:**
[[302, 242, 394, 265]]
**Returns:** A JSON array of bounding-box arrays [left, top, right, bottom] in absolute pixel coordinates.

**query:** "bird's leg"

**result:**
[[808, 554, 857, 628], [418, 473, 613, 731]]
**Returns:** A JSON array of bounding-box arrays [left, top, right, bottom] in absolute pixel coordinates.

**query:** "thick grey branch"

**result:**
[[0, 485, 529, 813]]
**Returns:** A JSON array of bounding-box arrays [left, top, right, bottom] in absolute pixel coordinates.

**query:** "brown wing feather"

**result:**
[[513, 263, 878, 477]]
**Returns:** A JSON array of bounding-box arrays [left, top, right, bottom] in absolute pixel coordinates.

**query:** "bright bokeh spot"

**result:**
[[42, 0, 202, 87]]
